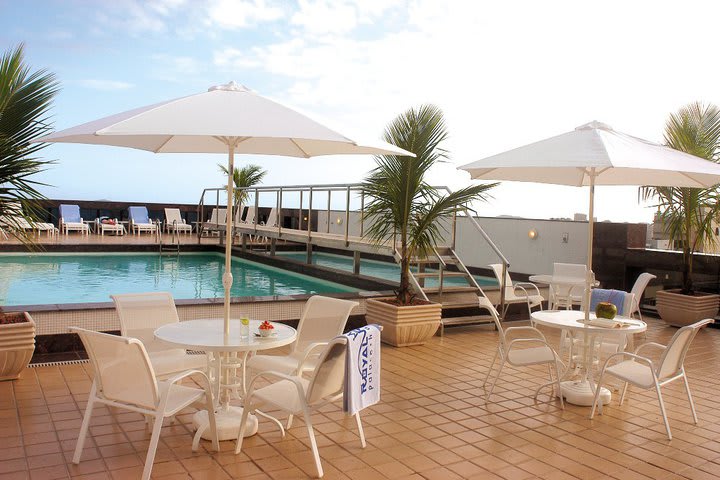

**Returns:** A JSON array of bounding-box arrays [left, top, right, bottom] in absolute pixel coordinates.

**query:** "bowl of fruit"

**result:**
[[258, 320, 275, 337]]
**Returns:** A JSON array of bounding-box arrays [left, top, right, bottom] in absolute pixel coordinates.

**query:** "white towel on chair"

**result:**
[[342, 324, 381, 415]]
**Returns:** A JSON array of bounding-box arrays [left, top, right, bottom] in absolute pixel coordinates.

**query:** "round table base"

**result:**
[[560, 380, 611, 406], [192, 406, 259, 444]]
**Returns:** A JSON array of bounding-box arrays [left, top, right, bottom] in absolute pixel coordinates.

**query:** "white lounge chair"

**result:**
[[489, 263, 543, 319], [590, 318, 713, 440], [1, 203, 59, 237], [70, 327, 218, 480], [200, 208, 226, 236], [128, 206, 157, 235], [164, 208, 193, 235], [111, 292, 208, 378], [236, 337, 363, 478], [480, 296, 564, 408], [59, 204, 90, 236]]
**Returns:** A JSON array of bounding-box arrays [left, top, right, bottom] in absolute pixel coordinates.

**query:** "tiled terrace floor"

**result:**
[[2, 318, 720, 480]]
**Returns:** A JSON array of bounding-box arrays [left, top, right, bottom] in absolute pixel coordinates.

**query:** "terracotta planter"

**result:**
[[0, 312, 36, 381], [366, 298, 441, 347], [656, 289, 719, 328]]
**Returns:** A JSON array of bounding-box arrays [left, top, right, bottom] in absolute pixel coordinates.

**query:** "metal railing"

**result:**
[[197, 183, 509, 307]]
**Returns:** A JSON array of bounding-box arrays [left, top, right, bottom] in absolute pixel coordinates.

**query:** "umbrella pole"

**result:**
[[584, 169, 596, 321], [223, 142, 236, 336]]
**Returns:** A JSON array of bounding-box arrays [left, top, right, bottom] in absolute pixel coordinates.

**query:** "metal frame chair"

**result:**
[[70, 327, 218, 480], [489, 263, 543, 319], [480, 296, 565, 408], [590, 318, 713, 440]]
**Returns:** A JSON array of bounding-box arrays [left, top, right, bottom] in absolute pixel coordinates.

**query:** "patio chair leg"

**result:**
[[619, 382, 629, 405], [303, 409, 324, 478], [141, 414, 164, 480], [73, 383, 96, 464], [355, 412, 366, 448], [234, 405, 252, 454], [683, 374, 699, 425], [286, 414, 294, 430], [655, 383, 672, 440], [486, 358, 505, 401], [482, 347, 499, 387], [589, 370, 606, 419]]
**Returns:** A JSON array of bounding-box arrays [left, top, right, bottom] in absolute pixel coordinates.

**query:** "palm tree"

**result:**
[[0, 44, 59, 240], [642, 102, 720, 294], [217, 163, 267, 216], [362, 105, 497, 305]]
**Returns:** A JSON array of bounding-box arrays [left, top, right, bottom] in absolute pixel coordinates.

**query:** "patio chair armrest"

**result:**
[[507, 337, 557, 353], [600, 351, 655, 371], [246, 371, 305, 398], [634, 342, 666, 355], [294, 342, 329, 374], [505, 326, 547, 341], [164, 369, 212, 388], [514, 282, 542, 297]]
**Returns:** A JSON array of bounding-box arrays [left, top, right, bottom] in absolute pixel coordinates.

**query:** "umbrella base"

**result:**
[[192, 406, 258, 447], [560, 380, 611, 406]]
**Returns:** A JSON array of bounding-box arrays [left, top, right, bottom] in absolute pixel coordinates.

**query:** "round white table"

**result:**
[[155, 318, 296, 444], [531, 310, 646, 406]]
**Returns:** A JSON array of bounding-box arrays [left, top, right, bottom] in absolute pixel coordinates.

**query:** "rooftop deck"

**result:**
[[2, 318, 719, 480]]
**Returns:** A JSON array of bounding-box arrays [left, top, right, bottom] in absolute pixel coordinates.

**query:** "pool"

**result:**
[[276, 251, 496, 287], [0, 253, 357, 306]]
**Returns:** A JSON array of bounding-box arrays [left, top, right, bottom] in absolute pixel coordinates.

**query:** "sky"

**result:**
[[2, 0, 720, 223]]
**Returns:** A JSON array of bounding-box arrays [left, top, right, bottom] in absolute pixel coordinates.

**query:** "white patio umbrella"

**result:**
[[459, 120, 720, 320], [37, 81, 412, 334]]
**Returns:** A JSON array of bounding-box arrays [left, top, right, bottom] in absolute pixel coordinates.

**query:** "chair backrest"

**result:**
[[657, 318, 714, 380], [70, 327, 159, 410], [478, 296, 504, 350], [233, 204, 245, 223], [265, 208, 278, 227], [129, 206, 150, 224], [488, 264, 513, 296], [630, 273, 656, 312], [59, 204, 81, 222], [207, 208, 226, 224], [111, 292, 181, 354], [306, 337, 348, 406], [589, 289, 633, 316], [164, 208, 183, 224], [244, 206, 257, 224], [293, 296, 358, 355], [553, 262, 586, 280]]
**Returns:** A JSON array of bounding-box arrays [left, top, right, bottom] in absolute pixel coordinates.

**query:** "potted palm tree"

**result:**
[[362, 105, 495, 346], [217, 163, 267, 209], [0, 44, 59, 379], [643, 102, 720, 327]]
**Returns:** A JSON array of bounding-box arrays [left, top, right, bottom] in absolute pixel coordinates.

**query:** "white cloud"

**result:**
[[291, 0, 358, 35], [206, 0, 284, 29], [78, 79, 134, 91]]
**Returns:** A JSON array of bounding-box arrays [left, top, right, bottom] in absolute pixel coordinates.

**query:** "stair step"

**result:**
[[440, 272, 468, 277], [413, 272, 441, 278]]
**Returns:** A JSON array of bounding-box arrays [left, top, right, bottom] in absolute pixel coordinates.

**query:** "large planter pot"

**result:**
[[656, 289, 719, 328], [366, 298, 441, 347], [0, 312, 36, 381]]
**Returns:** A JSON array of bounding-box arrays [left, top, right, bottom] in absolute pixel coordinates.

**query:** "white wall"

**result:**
[[315, 210, 589, 275]]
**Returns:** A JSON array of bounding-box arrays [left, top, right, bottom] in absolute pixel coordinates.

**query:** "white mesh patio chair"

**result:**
[[237, 337, 365, 478], [480, 296, 564, 408], [164, 208, 193, 235], [59, 204, 90, 235], [489, 263, 543, 319], [200, 207, 226, 236], [550, 262, 588, 309], [111, 292, 208, 378], [590, 318, 713, 440], [245, 295, 358, 379], [70, 327, 218, 480], [128, 206, 158, 235], [628, 273, 656, 320]]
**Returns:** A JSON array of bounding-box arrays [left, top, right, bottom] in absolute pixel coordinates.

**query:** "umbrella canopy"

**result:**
[[38, 81, 412, 334], [459, 120, 720, 319]]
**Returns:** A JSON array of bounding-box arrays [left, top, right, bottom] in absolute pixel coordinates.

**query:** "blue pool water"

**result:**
[[0, 253, 357, 306], [276, 251, 497, 287]]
